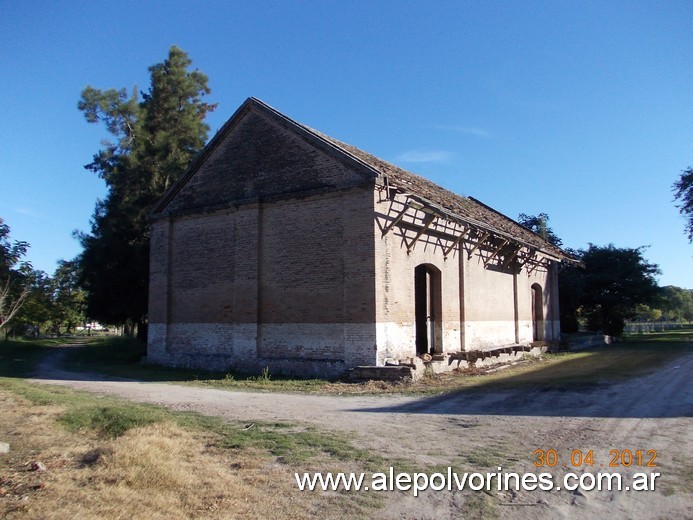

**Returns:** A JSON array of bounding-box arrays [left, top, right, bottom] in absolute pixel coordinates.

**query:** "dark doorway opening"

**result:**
[[415, 264, 442, 355], [532, 283, 544, 341]]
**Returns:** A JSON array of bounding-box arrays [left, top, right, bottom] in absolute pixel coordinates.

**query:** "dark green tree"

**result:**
[[76, 46, 215, 338], [517, 213, 563, 248], [659, 285, 693, 322], [11, 270, 54, 336], [631, 303, 663, 322], [517, 213, 662, 335], [51, 260, 87, 334], [0, 218, 33, 332], [8, 261, 88, 337], [673, 166, 693, 242], [570, 244, 660, 336], [557, 255, 584, 334]]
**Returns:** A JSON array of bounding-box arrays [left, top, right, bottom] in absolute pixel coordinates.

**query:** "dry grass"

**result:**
[[0, 390, 373, 519]]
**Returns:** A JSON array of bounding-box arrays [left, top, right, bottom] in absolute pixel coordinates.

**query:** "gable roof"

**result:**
[[153, 97, 573, 261], [151, 97, 379, 215], [305, 125, 571, 260]]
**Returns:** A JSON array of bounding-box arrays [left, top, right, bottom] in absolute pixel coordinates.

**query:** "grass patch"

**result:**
[[217, 422, 378, 465], [0, 376, 384, 469], [1, 340, 385, 467], [0, 378, 393, 517], [463, 446, 510, 468], [0, 386, 385, 519], [464, 492, 499, 520], [59, 404, 170, 438], [165, 410, 384, 467]]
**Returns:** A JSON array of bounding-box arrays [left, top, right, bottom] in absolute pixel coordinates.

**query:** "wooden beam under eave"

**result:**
[[466, 231, 490, 259], [527, 257, 548, 275], [443, 227, 470, 258], [381, 201, 411, 237], [500, 247, 520, 270], [407, 214, 436, 253], [516, 247, 536, 270], [483, 239, 509, 267]]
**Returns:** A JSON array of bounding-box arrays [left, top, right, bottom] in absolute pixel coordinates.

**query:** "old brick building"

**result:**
[[148, 97, 574, 377]]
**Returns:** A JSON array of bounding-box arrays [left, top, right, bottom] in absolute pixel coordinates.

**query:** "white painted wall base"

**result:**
[[375, 322, 462, 364], [464, 320, 521, 349], [148, 322, 376, 377], [149, 316, 560, 377]]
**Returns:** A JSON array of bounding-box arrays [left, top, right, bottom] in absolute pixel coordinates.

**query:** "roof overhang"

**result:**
[[379, 181, 581, 270]]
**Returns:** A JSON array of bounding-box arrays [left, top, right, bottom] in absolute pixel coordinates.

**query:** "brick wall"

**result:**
[[148, 188, 377, 377]]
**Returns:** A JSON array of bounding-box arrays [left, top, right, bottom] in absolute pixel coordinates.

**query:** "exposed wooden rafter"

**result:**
[[482, 239, 509, 267], [466, 231, 490, 259], [405, 213, 436, 253], [381, 201, 412, 236], [527, 258, 548, 275], [500, 247, 520, 270], [375, 187, 570, 273], [516, 248, 537, 269], [443, 226, 470, 258]]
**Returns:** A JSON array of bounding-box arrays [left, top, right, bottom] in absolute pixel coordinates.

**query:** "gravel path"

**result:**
[[30, 346, 693, 519]]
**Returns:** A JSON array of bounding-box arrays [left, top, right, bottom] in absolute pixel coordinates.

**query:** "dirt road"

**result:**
[[30, 347, 692, 519]]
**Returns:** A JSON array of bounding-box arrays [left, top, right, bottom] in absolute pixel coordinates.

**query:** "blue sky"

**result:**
[[1, 0, 691, 288]]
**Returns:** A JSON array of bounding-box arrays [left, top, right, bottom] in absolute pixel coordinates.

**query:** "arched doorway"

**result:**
[[531, 283, 544, 341], [415, 264, 442, 355]]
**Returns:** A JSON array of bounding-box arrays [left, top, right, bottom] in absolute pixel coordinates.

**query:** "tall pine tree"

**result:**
[[77, 47, 215, 338]]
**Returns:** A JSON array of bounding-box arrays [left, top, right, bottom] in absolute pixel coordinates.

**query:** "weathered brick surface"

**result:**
[[148, 221, 170, 324], [169, 212, 237, 323], [164, 108, 372, 215], [258, 191, 373, 324], [148, 185, 377, 377]]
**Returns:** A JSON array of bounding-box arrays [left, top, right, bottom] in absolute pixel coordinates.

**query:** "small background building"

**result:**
[[147, 98, 573, 377]]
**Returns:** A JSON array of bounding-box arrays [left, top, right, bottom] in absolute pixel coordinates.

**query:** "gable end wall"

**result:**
[[162, 107, 372, 216]]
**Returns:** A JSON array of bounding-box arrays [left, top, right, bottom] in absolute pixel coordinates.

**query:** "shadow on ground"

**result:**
[[347, 352, 693, 419]]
